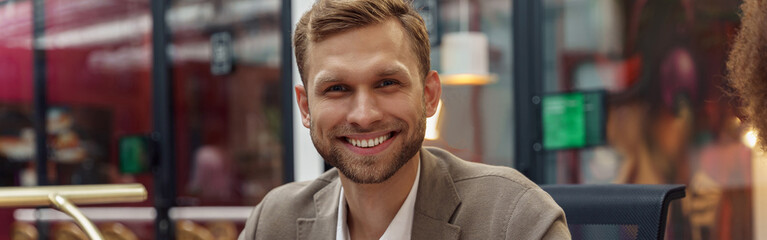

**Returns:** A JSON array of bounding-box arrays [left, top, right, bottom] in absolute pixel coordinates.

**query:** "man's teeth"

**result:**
[[347, 134, 390, 148]]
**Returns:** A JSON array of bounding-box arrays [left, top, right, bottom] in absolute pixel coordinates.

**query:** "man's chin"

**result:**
[[330, 152, 405, 184], [337, 165, 399, 184]]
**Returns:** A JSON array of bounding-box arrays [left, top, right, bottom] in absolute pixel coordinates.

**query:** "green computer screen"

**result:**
[[542, 91, 605, 150]]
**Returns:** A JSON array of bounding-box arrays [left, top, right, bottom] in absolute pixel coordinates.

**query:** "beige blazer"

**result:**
[[239, 147, 570, 239]]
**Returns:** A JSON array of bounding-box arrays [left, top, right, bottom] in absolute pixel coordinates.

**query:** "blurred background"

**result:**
[[0, 0, 763, 239]]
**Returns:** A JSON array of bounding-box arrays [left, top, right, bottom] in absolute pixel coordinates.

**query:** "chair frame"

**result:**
[[541, 184, 686, 240]]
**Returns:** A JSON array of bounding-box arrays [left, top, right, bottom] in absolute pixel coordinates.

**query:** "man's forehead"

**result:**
[[304, 20, 418, 88]]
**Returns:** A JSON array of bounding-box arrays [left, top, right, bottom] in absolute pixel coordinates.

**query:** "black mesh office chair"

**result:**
[[541, 184, 686, 240]]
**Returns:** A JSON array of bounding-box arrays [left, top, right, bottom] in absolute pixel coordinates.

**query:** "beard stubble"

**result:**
[[310, 109, 426, 184]]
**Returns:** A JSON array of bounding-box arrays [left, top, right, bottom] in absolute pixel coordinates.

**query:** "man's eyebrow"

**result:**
[[377, 66, 408, 77], [311, 65, 409, 88], [313, 74, 342, 87]]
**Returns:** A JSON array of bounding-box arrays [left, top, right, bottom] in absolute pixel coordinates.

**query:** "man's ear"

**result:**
[[423, 70, 442, 117], [295, 84, 311, 128]]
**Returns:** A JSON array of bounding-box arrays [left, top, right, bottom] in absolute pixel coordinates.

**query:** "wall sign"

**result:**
[[541, 90, 606, 150], [210, 32, 233, 76]]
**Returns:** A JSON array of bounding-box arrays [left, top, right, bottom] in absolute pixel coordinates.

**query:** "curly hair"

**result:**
[[727, 0, 767, 149]]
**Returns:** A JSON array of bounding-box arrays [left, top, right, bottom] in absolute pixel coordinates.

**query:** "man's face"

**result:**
[[296, 18, 441, 184]]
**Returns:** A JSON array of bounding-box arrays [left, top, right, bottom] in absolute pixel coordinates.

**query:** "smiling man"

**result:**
[[239, 0, 569, 239]]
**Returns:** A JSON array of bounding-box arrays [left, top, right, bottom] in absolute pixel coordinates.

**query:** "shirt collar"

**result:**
[[336, 159, 421, 240]]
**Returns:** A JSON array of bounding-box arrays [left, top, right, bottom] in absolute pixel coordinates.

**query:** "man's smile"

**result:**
[[339, 131, 399, 155], [344, 132, 394, 148]]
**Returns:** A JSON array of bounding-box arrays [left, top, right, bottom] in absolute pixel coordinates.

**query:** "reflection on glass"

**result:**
[[39, 0, 154, 237], [426, 0, 513, 167], [543, 0, 756, 239], [0, 0, 35, 188], [169, 0, 284, 207], [0, 0, 37, 231]]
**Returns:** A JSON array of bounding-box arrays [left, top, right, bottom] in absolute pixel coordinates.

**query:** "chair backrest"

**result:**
[[52, 221, 88, 240], [11, 222, 38, 240], [100, 222, 138, 240], [176, 220, 215, 240], [541, 184, 685, 240], [206, 221, 237, 240]]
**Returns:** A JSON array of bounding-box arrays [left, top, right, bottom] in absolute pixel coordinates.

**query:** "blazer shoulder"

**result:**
[[421, 147, 568, 239], [424, 147, 538, 190], [240, 170, 340, 239], [259, 169, 338, 213]]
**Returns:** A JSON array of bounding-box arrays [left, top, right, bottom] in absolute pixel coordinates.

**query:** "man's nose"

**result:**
[[346, 91, 383, 129]]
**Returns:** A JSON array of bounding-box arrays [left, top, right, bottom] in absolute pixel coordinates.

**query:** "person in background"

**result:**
[[188, 146, 235, 203], [239, 0, 569, 239], [728, 0, 767, 149]]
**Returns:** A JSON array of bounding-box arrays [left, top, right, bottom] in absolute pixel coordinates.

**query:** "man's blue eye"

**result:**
[[327, 85, 346, 92], [380, 80, 397, 87]]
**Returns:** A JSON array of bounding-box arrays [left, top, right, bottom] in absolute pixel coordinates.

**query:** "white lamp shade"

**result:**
[[440, 32, 494, 85]]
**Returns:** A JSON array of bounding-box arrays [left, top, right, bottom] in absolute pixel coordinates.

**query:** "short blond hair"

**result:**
[[727, 0, 767, 149], [293, 0, 430, 86]]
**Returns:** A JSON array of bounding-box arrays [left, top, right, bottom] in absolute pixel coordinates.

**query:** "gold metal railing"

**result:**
[[0, 184, 148, 240]]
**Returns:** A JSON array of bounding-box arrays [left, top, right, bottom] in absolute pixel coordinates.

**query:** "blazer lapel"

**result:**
[[296, 148, 462, 240], [412, 148, 462, 240], [297, 177, 342, 240]]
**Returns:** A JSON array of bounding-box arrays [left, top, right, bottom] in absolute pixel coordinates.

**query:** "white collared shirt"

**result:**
[[336, 160, 421, 240]]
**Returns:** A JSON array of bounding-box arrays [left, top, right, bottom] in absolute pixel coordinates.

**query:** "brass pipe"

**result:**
[[0, 184, 147, 207], [49, 194, 104, 240], [0, 184, 147, 240]]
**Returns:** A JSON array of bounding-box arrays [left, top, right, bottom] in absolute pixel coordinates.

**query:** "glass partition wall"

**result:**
[[1, 0, 157, 237], [536, 0, 763, 239], [425, 0, 515, 167], [0, 0, 287, 238], [0, 0, 35, 234], [168, 0, 285, 209]]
